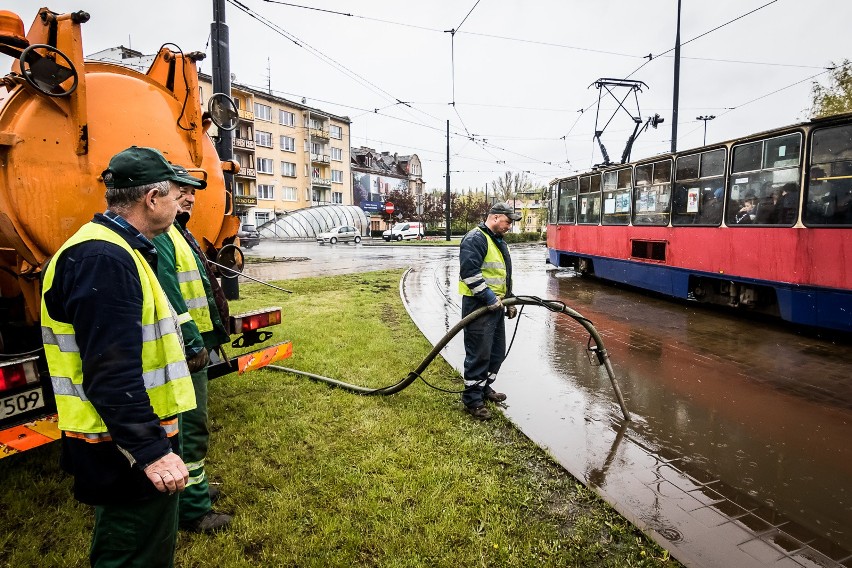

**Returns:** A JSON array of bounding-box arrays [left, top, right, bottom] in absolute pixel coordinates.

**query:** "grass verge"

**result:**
[[0, 270, 680, 567]]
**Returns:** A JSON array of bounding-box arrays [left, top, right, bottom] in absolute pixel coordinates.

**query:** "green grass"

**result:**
[[0, 270, 680, 567]]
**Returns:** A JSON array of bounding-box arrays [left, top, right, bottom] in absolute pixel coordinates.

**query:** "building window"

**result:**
[[331, 170, 343, 183], [257, 184, 274, 200], [331, 147, 343, 161], [281, 161, 296, 177], [256, 211, 271, 225], [282, 186, 298, 201], [330, 125, 342, 139], [279, 110, 295, 126], [254, 103, 272, 121], [410, 164, 421, 176], [257, 158, 273, 174], [280, 135, 295, 152], [332, 191, 343, 204], [255, 130, 273, 148], [235, 181, 247, 196]]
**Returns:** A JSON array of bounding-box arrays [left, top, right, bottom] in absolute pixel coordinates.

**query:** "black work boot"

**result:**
[[485, 390, 507, 403], [180, 511, 233, 533], [464, 404, 492, 421]]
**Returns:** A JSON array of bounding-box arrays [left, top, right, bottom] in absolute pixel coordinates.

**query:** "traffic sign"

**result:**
[[385, 201, 395, 214]]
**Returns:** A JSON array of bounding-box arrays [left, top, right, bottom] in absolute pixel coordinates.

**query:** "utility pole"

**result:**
[[671, 0, 682, 153], [697, 115, 716, 146], [445, 120, 451, 241], [211, 0, 239, 299]]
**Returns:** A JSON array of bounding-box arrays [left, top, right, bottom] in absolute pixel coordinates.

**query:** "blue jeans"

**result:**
[[461, 295, 506, 408]]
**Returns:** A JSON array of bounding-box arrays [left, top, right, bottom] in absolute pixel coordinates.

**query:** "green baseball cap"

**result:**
[[102, 146, 206, 190]]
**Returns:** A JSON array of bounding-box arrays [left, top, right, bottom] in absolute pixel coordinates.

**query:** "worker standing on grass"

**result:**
[[153, 182, 233, 533], [458, 202, 520, 420], [41, 146, 199, 567]]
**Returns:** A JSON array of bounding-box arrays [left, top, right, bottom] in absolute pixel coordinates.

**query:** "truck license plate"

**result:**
[[1, 388, 45, 420]]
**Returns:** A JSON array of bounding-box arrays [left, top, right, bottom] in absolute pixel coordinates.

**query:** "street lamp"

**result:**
[[696, 115, 716, 146]]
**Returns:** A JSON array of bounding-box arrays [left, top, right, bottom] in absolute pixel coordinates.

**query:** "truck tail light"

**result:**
[[230, 308, 282, 335], [0, 357, 40, 393]]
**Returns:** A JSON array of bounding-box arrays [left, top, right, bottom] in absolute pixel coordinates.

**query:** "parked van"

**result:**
[[382, 222, 424, 241]]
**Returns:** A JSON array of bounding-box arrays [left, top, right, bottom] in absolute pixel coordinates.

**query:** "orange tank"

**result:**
[[0, 7, 239, 323]]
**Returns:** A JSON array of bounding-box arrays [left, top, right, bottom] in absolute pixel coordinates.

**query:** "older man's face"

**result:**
[[150, 181, 182, 236], [178, 186, 196, 215]]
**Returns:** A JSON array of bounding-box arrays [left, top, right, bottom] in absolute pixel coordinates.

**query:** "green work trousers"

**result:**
[[178, 368, 212, 524], [90, 492, 178, 568]]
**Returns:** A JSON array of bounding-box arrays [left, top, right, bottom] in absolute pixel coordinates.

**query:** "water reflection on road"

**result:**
[[402, 245, 852, 568], [245, 240, 852, 567]]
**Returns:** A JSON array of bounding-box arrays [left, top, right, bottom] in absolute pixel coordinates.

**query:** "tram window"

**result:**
[[558, 178, 578, 224], [672, 149, 726, 226], [732, 141, 762, 173], [652, 161, 671, 184], [603, 168, 631, 226], [728, 133, 802, 227], [805, 125, 852, 226], [700, 149, 726, 178], [765, 134, 801, 169], [675, 154, 699, 180], [578, 174, 601, 224], [633, 160, 672, 226]]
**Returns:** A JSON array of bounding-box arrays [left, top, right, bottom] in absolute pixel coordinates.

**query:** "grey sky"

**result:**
[[4, 1, 849, 191]]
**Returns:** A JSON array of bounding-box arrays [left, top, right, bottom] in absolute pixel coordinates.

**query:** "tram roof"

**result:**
[[551, 111, 852, 184]]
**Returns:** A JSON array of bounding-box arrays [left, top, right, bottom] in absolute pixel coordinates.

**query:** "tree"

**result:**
[[811, 60, 852, 118], [384, 189, 415, 224], [490, 171, 533, 202]]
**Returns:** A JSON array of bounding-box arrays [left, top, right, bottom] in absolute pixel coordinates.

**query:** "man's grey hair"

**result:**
[[105, 180, 171, 209]]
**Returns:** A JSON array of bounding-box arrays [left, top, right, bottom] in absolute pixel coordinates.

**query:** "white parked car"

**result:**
[[382, 222, 424, 242], [316, 225, 361, 244]]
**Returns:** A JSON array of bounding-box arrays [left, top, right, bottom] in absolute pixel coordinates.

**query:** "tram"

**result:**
[[546, 113, 852, 332]]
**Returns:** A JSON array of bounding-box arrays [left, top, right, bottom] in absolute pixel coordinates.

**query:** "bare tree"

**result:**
[[490, 171, 533, 202]]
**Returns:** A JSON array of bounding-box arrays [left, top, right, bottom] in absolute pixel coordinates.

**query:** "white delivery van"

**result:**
[[382, 222, 424, 241]]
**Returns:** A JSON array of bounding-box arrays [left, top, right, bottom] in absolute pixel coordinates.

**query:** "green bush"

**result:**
[[504, 232, 544, 243]]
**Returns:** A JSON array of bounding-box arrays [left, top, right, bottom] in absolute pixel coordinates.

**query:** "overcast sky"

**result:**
[[5, 1, 850, 191]]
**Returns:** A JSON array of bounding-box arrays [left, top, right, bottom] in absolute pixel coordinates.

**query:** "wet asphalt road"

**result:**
[[244, 239, 852, 568]]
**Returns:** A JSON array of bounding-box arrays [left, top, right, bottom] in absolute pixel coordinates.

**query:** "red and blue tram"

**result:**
[[546, 113, 852, 332]]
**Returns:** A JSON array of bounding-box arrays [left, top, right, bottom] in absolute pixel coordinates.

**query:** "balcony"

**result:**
[[236, 167, 256, 178], [233, 137, 255, 150], [233, 194, 258, 207], [309, 152, 330, 164], [311, 177, 332, 187], [238, 109, 254, 121], [309, 127, 329, 140]]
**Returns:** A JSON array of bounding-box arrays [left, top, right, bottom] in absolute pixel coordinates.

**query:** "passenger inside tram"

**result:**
[[806, 164, 852, 225], [734, 194, 757, 224], [697, 187, 724, 224]]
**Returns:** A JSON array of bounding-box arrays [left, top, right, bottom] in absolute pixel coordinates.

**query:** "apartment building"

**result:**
[[351, 147, 424, 232], [199, 75, 352, 228]]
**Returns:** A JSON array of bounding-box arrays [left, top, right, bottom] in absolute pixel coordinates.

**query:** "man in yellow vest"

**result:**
[[153, 185, 232, 533], [458, 202, 520, 420], [41, 146, 202, 567]]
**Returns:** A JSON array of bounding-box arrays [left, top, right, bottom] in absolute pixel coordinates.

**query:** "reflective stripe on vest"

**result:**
[[40, 222, 196, 435], [458, 228, 507, 298], [167, 225, 214, 334]]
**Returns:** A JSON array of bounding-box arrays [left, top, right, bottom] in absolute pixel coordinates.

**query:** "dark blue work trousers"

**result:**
[[461, 295, 506, 408]]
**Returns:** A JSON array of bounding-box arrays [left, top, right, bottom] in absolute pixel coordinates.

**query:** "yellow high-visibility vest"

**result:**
[[458, 228, 507, 298], [167, 225, 213, 333], [41, 222, 196, 435]]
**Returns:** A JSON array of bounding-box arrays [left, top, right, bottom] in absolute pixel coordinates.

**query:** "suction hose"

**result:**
[[268, 295, 631, 421]]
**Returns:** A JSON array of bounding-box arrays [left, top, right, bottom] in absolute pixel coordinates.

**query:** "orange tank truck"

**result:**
[[0, 8, 287, 459]]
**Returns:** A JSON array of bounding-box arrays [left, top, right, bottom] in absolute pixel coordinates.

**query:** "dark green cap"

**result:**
[[102, 146, 206, 190]]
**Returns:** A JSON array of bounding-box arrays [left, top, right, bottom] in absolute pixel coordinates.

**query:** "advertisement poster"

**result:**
[[687, 188, 700, 213]]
